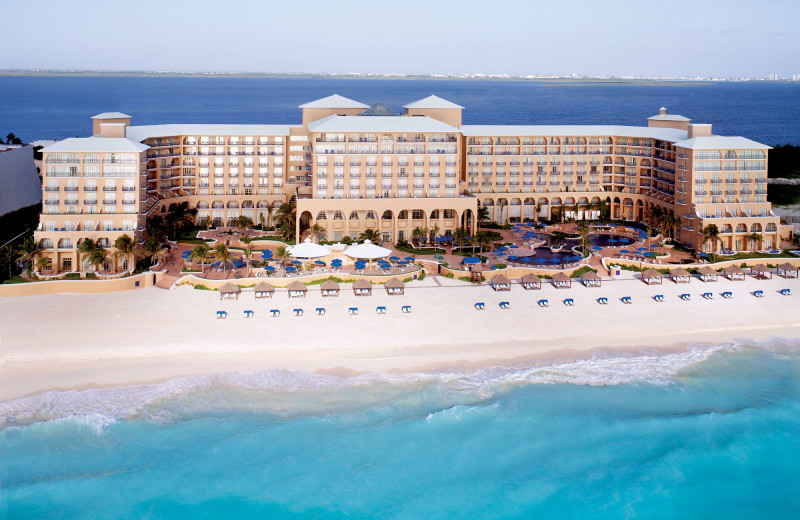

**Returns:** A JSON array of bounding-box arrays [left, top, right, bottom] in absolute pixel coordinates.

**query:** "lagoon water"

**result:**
[[3, 340, 800, 518]]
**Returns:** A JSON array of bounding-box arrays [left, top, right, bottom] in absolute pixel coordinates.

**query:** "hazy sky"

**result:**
[[5, 0, 799, 77]]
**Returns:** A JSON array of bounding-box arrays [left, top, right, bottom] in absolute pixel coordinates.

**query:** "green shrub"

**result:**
[[417, 271, 426, 281], [570, 266, 597, 278], [194, 284, 212, 290]]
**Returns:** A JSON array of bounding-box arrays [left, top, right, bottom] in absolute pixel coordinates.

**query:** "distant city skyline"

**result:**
[[6, 0, 800, 78]]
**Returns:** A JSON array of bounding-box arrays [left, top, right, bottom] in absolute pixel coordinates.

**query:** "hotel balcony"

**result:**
[[45, 186, 59, 192]]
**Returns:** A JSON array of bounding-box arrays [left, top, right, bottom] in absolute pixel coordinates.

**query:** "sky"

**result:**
[[4, 0, 800, 78]]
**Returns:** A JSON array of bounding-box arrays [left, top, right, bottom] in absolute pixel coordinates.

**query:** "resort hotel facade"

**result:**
[[35, 94, 791, 274]]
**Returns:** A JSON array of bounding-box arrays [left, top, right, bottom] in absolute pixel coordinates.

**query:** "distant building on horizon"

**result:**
[[32, 95, 792, 275]]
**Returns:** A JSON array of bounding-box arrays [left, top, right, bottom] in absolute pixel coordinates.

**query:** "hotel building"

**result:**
[[35, 95, 791, 274]]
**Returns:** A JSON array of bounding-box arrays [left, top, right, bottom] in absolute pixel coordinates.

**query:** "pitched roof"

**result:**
[[125, 124, 295, 142], [673, 136, 770, 150], [642, 268, 662, 279], [219, 282, 240, 293], [359, 102, 400, 116], [42, 137, 148, 153], [491, 274, 510, 284], [92, 112, 131, 120], [521, 273, 541, 283], [320, 280, 340, 290], [308, 114, 458, 133], [385, 278, 404, 288], [353, 279, 373, 289], [698, 266, 718, 276], [460, 125, 687, 141], [582, 270, 601, 280], [670, 267, 690, 277], [287, 281, 307, 291], [254, 282, 275, 292], [647, 113, 690, 122], [552, 272, 570, 282], [299, 94, 369, 109], [403, 95, 464, 110]]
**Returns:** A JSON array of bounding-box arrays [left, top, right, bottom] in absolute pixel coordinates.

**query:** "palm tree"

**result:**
[[36, 255, 51, 274], [702, 224, 720, 261], [166, 201, 198, 240], [477, 206, 490, 227], [17, 236, 41, 271], [236, 215, 253, 235], [202, 215, 213, 230], [430, 224, 440, 247], [359, 229, 382, 243], [77, 238, 97, 272], [214, 243, 232, 277], [0, 245, 17, 280], [275, 245, 291, 267], [660, 213, 679, 241], [279, 221, 294, 242], [475, 231, 492, 254], [576, 220, 591, 255], [411, 226, 424, 246], [748, 232, 764, 251], [141, 237, 166, 267], [114, 234, 135, 274], [258, 212, 266, 230], [189, 244, 212, 276], [453, 227, 468, 252], [498, 199, 509, 226], [146, 215, 168, 242], [643, 206, 663, 249], [275, 201, 297, 229], [240, 235, 253, 273], [310, 223, 325, 242], [265, 201, 276, 229], [89, 247, 107, 273]]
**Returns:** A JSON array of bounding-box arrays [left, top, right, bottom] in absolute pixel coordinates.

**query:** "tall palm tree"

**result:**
[[36, 255, 51, 274], [430, 224, 440, 247], [477, 206, 490, 227], [146, 215, 168, 242], [748, 232, 763, 251], [702, 224, 720, 260], [236, 215, 253, 235], [77, 238, 97, 272], [202, 215, 213, 230], [140, 237, 166, 268], [265, 201, 276, 229], [310, 223, 325, 242], [576, 220, 591, 254], [214, 243, 232, 277], [475, 231, 492, 254], [166, 201, 198, 240], [498, 199, 509, 226], [643, 206, 662, 249], [275, 201, 297, 229], [17, 236, 41, 270], [89, 247, 107, 273], [359, 229, 381, 243], [453, 227, 468, 252], [0, 245, 16, 280], [660, 213, 679, 241], [189, 244, 212, 276], [275, 245, 291, 267], [114, 234, 135, 274], [279, 221, 294, 242], [411, 226, 424, 246]]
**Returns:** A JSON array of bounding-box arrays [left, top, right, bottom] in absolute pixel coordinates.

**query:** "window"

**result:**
[[398, 210, 408, 219], [412, 209, 424, 219], [365, 211, 377, 219], [349, 211, 359, 220], [316, 211, 327, 220], [382, 210, 392, 219], [333, 210, 344, 220]]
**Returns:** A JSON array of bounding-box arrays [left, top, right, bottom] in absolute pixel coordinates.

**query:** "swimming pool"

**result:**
[[590, 233, 635, 248]]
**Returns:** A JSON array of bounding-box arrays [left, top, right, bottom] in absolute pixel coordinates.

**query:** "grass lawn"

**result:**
[[3, 275, 31, 284]]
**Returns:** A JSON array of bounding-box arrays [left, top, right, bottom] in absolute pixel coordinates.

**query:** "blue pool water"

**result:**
[[591, 233, 636, 248], [3, 340, 800, 518]]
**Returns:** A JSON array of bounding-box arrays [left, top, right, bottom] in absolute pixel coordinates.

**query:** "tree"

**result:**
[[141, 237, 166, 267], [475, 231, 493, 254], [748, 232, 764, 251], [36, 255, 51, 274], [17, 236, 40, 270], [77, 238, 97, 271], [576, 220, 591, 254], [0, 245, 18, 280], [279, 221, 294, 242], [265, 201, 276, 229], [114, 234, 135, 274], [453, 227, 469, 252], [166, 201, 198, 240], [643, 206, 663, 249], [411, 227, 424, 246], [236, 215, 253, 235], [275, 245, 291, 267], [259, 212, 266, 230], [477, 206, 490, 227], [5, 133, 23, 145], [146, 215, 168, 242], [498, 199, 509, 226], [310, 223, 325, 242], [202, 215, 213, 230], [213, 243, 232, 277], [430, 224, 440, 247], [359, 229, 381, 243], [189, 244, 212, 276], [275, 201, 296, 229], [702, 224, 720, 260], [660, 213, 679, 241], [89, 247, 107, 273]]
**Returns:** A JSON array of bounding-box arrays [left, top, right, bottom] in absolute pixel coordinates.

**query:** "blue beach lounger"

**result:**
[[315, 307, 326, 315], [475, 302, 485, 310], [597, 297, 608, 305], [216, 310, 227, 319], [621, 296, 632, 304], [780, 288, 791, 296], [376, 306, 387, 314], [702, 292, 713, 299], [722, 291, 733, 299], [563, 298, 574, 306], [401, 305, 412, 313], [349, 307, 359, 315], [293, 308, 303, 316], [499, 301, 510, 309], [243, 310, 254, 318], [538, 299, 549, 307], [270, 309, 280, 317], [653, 295, 664, 302], [753, 290, 764, 297], [680, 293, 691, 301]]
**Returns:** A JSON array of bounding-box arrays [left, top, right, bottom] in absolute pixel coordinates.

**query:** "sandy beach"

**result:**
[[1, 271, 799, 402]]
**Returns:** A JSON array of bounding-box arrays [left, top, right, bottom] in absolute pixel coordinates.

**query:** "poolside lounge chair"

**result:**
[[621, 296, 632, 304], [270, 309, 280, 317], [753, 290, 764, 297], [722, 291, 733, 299], [597, 297, 608, 305], [349, 307, 359, 315], [499, 301, 510, 309], [702, 292, 713, 300], [243, 310, 254, 318], [653, 295, 664, 302], [315, 307, 326, 315], [293, 308, 303, 316], [538, 299, 549, 307], [216, 310, 227, 319], [376, 306, 387, 314], [680, 293, 691, 301], [401, 305, 412, 313], [780, 288, 792, 296], [474, 302, 485, 310], [563, 298, 574, 306]]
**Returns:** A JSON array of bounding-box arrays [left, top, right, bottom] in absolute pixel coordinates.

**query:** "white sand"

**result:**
[[1, 272, 798, 402]]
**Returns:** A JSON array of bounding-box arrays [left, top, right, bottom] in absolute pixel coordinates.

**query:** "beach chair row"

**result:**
[[216, 305, 412, 319]]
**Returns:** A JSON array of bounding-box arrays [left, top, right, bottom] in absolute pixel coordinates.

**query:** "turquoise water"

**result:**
[[3, 340, 800, 518]]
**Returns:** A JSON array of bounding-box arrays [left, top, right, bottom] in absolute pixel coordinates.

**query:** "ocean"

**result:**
[[3, 340, 800, 518], [3, 77, 800, 517], [1, 76, 799, 144]]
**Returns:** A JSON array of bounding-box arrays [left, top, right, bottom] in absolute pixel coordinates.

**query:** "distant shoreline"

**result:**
[[0, 70, 714, 86]]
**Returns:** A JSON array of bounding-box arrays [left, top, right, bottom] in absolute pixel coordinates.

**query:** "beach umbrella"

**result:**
[[285, 266, 297, 272], [288, 238, 331, 259], [644, 252, 656, 258], [650, 244, 659, 248], [264, 266, 275, 272], [510, 244, 519, 248], [619, 249, 631, 254], [291, 260, 302, 265], [397, 261, 408, 266], [508, 255, 519, 261], [608, 238, 618, 243], [404, 256, 415, 262], [314, 260, 326, 266], [261, 251, 273, 258], [535, 258, 548, 263], [390, 256, 400, 261], [637, 247, 647, 251], [498, 246, 508, 251], [344, 240, 392, 260], [522, 231, 537, 239], [462, 257, 482, 264], [591, 246, 602, 251]]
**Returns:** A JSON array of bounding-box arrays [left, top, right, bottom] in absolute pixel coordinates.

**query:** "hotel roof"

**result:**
[[403, 95, 464, 110], [647, 114, 691, 122], [125, 124, 297, 142], [299, 94, 369, 109], [91, 112, 131, 120], [43, 137, 149, 153], [460, 125, 688, 141], [673, 136, 771, 150], [308, 114, 458, 133]]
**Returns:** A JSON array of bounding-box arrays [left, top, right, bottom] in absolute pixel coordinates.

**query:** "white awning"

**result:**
[[289, 238, 330, 259], [343, 240, 392, 260]]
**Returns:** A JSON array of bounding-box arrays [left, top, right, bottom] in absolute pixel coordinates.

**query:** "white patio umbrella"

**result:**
[[343, 239, 392, 263], [289, 238, 330, 259]]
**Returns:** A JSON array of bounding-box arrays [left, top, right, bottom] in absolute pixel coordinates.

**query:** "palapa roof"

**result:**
[[552, 272, 570, 282], [219, 282, 240, 293], [353, 279, 373, 289], [723, 265, 745, 274], [521, 273, 541, 283], [385, 278, 404, 289], [698, 266, 718, 276], [751, 264, 770, 272], [670, 267, 690, 277], [642, 268, 662, 280], [254, 282, 275, 292], [581, 270, 601, 280], [286, 281, 307, 291], [778, 262, 798, 272], [320, 280, 340, 290], [491, 274, 510, 285]]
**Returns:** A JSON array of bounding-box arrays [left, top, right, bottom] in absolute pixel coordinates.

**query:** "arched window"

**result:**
[[365, 210, 377, 219], [382, 210, 393, 219], [316, 211, 327, 220], [411, 209, 424, 219], [725, 150, 737, 159], [333, 210, 344, 220], [430, 209, 440, 219], [349, 211, 360, 220], [398, 210, 408, 219]]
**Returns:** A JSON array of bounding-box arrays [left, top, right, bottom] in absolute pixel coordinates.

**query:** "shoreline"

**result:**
[[2, 271, 799, 402]]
